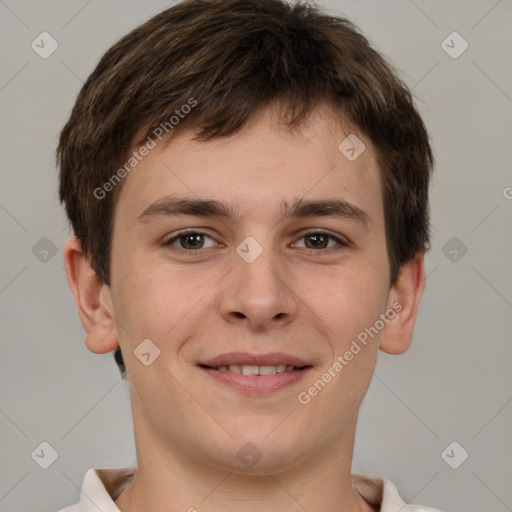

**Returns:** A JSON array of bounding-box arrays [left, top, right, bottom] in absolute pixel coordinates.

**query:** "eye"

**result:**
[[163, 230, 218, 252], [292, 230, 350, 253], [162, 229, 350, 255]]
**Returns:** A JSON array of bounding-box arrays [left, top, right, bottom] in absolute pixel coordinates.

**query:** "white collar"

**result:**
[[65, 467, 442, 512]]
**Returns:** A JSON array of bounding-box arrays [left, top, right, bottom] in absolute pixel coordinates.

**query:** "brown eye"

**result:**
[[293, 231, 349, 253], [178, 233, 205, 250], [164, 231, 217, 251], [304, 233, 330, 249]]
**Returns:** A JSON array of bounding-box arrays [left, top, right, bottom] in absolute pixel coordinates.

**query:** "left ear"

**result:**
[[379, 251, 426, 355]]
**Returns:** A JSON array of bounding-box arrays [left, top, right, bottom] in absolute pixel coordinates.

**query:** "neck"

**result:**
[[115, 401, 375, 512]]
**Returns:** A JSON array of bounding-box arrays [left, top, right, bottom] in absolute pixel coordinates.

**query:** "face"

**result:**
[[103, 104, 397, 472]]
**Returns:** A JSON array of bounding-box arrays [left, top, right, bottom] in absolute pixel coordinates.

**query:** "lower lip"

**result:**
[[199, 367, 313, 394]]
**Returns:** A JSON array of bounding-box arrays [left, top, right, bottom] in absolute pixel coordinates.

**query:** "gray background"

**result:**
[[0, 1, 511, 511]]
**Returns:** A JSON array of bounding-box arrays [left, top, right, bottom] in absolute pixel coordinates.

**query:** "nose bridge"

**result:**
[[235, 231, 286, 300], [218, 230, 298, 327]]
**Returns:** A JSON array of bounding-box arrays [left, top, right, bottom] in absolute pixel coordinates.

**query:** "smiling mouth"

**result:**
[[198, 364, 311, 375]]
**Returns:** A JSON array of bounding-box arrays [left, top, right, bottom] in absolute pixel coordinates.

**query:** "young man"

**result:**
[[56, 0, 441, 510]]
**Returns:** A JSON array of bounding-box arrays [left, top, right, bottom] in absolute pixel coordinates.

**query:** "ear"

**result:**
[[379, 251, 426, 355], [63, 236, 119, 354]]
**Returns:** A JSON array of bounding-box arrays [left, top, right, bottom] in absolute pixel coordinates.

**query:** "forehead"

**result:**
[[113, 104, 383, 229]]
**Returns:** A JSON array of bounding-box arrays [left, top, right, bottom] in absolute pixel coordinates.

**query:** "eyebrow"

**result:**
[[137, 195, 371, 228]]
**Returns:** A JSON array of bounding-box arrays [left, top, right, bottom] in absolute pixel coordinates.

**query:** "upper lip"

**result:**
[[199, 352, 311, 368]]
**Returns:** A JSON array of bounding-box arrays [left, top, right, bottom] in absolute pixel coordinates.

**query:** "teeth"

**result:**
[[259, 365, 278, 375], [241, 365, 259, 375], [213, 364, 299, 374]]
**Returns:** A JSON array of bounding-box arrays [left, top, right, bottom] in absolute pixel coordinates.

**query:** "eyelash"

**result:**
[[162, 229, 350, 256]]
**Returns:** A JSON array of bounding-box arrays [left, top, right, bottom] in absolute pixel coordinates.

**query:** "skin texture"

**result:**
[[64, 103, 425, 512]]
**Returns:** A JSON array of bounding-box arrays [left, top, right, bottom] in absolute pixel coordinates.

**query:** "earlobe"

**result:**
[[379, 252, 426, 355], [63, 236, 119, 355]]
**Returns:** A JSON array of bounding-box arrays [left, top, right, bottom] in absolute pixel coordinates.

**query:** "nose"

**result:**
[[216, 237, 299, 331]]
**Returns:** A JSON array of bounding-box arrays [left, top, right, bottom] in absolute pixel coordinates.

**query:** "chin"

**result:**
[[202, 425, 309, 475]]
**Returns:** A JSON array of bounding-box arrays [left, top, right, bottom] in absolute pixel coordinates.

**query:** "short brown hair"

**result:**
[[57, 0, 434, 376]]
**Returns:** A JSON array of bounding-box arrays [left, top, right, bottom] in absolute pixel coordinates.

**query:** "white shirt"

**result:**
[[57, 467, 445, 512]]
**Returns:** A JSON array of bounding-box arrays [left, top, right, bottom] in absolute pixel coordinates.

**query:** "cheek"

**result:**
[[306, 270, 386, 405], [113, 257, 217, 348], [113, 263, 173, 342], [307, 264, 389, 343]]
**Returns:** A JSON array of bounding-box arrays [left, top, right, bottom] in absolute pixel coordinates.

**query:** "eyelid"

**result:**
[[294, 228, 351, 244], [291, 229, 351, 252]]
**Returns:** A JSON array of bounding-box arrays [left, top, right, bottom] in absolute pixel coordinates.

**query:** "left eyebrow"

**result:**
[[280, 197, 371, 229], [137, 195, 371, 229]]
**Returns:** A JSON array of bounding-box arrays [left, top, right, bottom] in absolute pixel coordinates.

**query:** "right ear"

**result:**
[[63, 236, 119, 354]]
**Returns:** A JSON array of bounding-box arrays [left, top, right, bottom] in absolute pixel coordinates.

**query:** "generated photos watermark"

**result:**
[[297, 301, 402, 405], [93, 97, 198, 200]]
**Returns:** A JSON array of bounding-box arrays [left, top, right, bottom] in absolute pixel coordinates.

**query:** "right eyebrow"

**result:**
[[137, 196, 240, 224]]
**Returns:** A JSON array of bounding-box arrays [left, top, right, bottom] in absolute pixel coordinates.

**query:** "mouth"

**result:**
[[198, 363, 310, 375], [197, 352, 314, 394]]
